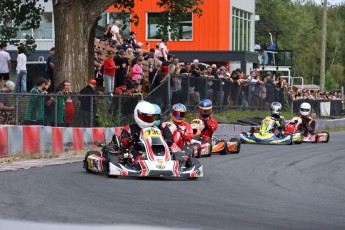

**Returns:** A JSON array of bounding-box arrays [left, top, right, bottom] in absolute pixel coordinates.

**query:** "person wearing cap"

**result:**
[[128, 31, 137, 50], [0, 43, 11, 88], [79, 79, 97, 127], [0, 80, 16, 112]]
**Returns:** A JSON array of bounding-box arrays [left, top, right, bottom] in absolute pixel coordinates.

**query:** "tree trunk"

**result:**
[[53, 0, 115, 92]]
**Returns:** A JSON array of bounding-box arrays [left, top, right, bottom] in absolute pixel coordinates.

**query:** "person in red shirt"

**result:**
[[198, 99, 218, 141], [103, 50, 117, 104], [114, 83, 127, 95]]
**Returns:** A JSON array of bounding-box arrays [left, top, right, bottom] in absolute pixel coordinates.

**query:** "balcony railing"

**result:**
[[255, 49, 293, 67]]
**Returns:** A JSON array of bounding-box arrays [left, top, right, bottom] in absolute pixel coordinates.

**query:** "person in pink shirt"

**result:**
[[131, 56, 144, 91]]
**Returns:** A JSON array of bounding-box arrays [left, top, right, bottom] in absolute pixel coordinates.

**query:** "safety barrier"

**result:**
[[0, 125, 122, 158]]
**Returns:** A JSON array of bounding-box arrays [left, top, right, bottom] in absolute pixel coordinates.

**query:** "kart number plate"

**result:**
[[144, 129, 160, 138]]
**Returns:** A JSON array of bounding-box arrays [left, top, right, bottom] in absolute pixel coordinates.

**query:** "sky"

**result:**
[[314, 0, 345, 5]]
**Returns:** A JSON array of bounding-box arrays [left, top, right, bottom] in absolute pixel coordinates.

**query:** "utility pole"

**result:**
[[320, 0, 327, 92]]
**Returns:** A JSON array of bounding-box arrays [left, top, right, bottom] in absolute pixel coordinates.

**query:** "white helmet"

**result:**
[[134, 101, 156, 129], [271, 102, 282, 116], [300, 102, 311, 116]]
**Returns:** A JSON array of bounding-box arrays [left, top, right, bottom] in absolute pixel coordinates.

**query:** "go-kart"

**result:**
[[84, 126, 203, 179], [190, 119, 240, 157], [284, 117, 329, 143], [240, 116, 293, 145]]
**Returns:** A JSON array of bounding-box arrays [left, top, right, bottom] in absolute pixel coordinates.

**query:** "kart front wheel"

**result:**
[[230, 138, 241, 154], [84, 151, 101, 173]]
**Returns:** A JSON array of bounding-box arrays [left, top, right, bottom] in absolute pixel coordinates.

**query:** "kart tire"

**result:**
[[84, 151, 101, 173], [230, 138, 241, 154], [220, 141, 228, 155], [325, 132, 330, 143], [288, 135, 293, 145]]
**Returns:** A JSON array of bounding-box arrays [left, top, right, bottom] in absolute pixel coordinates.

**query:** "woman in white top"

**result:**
[[15, 46, 27, 92]]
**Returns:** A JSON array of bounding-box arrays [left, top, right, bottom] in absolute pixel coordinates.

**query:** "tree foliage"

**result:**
[[0, 0, 48, 53], [256, 0, 345, 90]]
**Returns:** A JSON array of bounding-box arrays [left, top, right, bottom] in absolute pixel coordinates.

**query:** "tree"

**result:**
[[0, 0, 46, 53], [2, 0, 203, 91]]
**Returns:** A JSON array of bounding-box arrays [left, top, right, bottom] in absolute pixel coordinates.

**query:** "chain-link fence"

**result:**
[[0, 93, 141, 127]]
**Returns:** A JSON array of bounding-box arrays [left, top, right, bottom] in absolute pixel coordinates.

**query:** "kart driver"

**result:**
[[116, 100, 156, 164], [198, 99, 218, 141], [298, 102, 315, 136], [170, 103, 193, 145], [270, 102, 286, 137]]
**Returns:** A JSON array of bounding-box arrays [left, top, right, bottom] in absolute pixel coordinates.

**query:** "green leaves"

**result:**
[[0, 0, 45, 52]]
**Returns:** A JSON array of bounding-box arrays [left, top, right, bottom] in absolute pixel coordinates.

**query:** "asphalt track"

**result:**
[[1, 132, 345, 230]]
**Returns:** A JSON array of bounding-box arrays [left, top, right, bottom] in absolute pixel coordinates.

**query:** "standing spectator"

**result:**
[[128, 31, 138, 50], [79, 79, 97, 127], [131, 56, 144, 91], [103, 24, 113, 42], [114, 49, 128, 87], [163, 54, 174, 67], [111, 20, 121, 45], [45, 47, 56, 93], [263, 72, 275, 107], [15, 46, 27, 93], [63, 80, 75, 127], [94, 51, 103, 79], [103, 50, 116, 105], [0, 43, 11, 88], [153, 43, 160, 63], [49, 83, 66, 127], [23, 77, 48, 125], [158, 38, 168, 62], [144, 48, 155, 60], [150, 65, 169, 91]]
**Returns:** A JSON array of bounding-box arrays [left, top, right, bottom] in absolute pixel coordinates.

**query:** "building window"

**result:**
[[232, 8, 252, 51], [15, 12, 53, 39], [96, 12, 130, 40], [147, 12, 192, 40]]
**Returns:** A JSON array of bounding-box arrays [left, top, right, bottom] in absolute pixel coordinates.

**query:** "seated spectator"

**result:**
[[114, 83, 129, 95], [121, 39, 130, 51], [0, 81, 16, 124], [128, 31, 138, 50]]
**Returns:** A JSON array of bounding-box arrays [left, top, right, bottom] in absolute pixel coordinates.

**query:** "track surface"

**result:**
[[1, 132, 345, 230]]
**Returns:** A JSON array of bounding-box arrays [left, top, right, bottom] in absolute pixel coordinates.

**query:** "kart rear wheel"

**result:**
[[84, 151, 101, 173], [230, 138, 241, 154], [220, 141, 228, 155], [324, 132, 330, 143]]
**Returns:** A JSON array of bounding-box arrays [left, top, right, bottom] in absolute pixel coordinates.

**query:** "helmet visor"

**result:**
[[172, 111, 186, 120], [301, 108, 310, 112], [138, 111, 155, 123], [200, 108, 212, 117]]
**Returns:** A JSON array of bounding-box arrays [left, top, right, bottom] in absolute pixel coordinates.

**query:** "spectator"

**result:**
[[15, 46, 27, 93], [131, 56, 144, 91], [114, 83, 128, 95], [103, 24, 113, 42], [111, 20, 121, 45], [212, 66, 228, 106], [0, 43, 11, 88], [94, 51, 103, 88], [128, 31, 138, 50], [144, 48, 155, 60], [263, 71, 275, 106], [49, 83, 66, 127], [114, 49, 128, 87], [103, 50, 116, 105], [151, 65, 169, 91], [63, 80, 75, 127], [262, 43, 268, 65], [147, 58, 155, 84], [153, 43, 160, 63], [121, 39, 130, 51], [79, 79, 97, 127], [0, 80, 16, 124], [0, 80, 15, 111], [45, 47, 56, 93], [157, 38, 168, 62], [149, 60, 162, 86], [23, 77, 48, 125], [163, 54, 174, 67]]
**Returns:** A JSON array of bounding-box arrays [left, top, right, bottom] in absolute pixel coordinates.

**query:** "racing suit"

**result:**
[[298, 115, 315, 136], [117, 123, 143, 164], [199, 116, 219, 141], [271, 114, 286, 137], [162, 121, 193, 154]]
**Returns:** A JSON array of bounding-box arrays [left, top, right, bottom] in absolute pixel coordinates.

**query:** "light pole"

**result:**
[[320, 0, 327, 92]]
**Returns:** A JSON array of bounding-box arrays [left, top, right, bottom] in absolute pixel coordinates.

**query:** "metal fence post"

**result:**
[[167, 75, 171, 109], [187, 77, 190, 107], [54, 95, 58, 126], [220, 81, 223, 111], [15, 94, 19, 124]]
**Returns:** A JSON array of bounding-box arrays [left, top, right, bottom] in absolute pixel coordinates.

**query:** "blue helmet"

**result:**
[[172, 103, 187, 124], [152, 103, 161, 126], [199, 99, 212, 119]]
